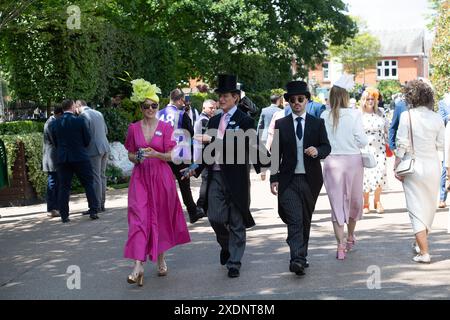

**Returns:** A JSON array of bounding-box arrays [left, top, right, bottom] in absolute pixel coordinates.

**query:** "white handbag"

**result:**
[[361, 149, 377, 168], [395, 110, 415, 176]]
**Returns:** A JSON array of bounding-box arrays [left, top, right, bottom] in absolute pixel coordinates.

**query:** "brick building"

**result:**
[[307, 29, 432, 93]]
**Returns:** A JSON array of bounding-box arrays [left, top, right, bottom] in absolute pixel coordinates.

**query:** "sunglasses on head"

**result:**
[[289, 96, 306, 104], [142, 103, 159, 110]]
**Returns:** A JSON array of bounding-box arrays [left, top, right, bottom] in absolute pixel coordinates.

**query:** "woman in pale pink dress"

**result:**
[[124, 79, 190, 286], [321, 75, 368, 260]]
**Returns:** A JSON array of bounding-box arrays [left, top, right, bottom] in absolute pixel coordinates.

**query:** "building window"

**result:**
[[322, 62, 329, 80], [377, 60, 398, 79]]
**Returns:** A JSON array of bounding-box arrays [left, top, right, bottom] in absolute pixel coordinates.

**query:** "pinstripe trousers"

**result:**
[[279, 174, 314, 265], [208, 171, 246, 270]]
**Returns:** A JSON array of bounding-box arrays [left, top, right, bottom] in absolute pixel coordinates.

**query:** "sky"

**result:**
[[344, 0, 435, 32]]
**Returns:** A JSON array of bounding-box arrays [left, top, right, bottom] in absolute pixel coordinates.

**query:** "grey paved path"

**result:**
[[1, 158, 449, 300]]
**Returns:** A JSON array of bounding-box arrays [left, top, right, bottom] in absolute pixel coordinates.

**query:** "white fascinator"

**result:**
[[333, 73, 355, 91]]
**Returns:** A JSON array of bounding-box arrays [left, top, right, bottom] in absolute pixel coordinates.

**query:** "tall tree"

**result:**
[[430, 0, 449, 100], [171, 0, 356, 81], [112, 0, 357, 82], [330, 29, 381, 82], [0, 0, 356, 106]]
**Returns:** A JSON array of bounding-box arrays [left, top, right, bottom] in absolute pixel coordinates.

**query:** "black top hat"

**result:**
[[215, 74, 241, 94], [284, 81, 309, 100]]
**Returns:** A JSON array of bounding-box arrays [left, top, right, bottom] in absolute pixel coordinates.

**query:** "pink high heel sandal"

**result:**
[[336, 244, 346, 260], [346, 234, 356, 252]]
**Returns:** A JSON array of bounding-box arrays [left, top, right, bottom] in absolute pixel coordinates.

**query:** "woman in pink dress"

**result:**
[[124, 79, 190, 286]]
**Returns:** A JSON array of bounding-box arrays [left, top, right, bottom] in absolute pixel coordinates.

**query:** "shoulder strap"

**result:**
[[407, 109, 415, 157]]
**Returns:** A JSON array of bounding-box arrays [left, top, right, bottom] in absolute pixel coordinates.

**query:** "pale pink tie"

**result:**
[[213, 112, 229, 171], [217, 112, 229, 139]]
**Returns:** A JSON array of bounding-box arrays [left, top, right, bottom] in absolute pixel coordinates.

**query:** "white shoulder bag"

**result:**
[[361, 148, 377, 168], [395, 110, 415, 176]]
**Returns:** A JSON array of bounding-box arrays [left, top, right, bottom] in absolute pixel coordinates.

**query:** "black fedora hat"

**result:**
[[284, 81, 309, 100], [215, 74, 241, 94]]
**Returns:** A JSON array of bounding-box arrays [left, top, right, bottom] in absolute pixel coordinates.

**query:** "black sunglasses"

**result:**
[[142, 103, 159, 110], [289, 96, 306, 104]]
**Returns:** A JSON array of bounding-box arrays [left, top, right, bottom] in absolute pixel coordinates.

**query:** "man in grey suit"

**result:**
[[257, 94, 282, 180], [75, 100, 110, 212], [43, 106, 64, 217], [257, 94, 283, 144]]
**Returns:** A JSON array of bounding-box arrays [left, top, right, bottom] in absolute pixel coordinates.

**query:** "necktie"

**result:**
[[296, 117, 303, 141], [218, 113, 229, 139]]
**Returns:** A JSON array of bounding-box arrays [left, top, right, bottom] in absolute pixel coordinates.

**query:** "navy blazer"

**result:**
[[438, 98, 450, 126], [51, 112, 91, 164], [388, 99, 408, 150]]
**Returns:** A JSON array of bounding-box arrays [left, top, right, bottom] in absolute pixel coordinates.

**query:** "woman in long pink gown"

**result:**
[[123, 82, 190, 287]]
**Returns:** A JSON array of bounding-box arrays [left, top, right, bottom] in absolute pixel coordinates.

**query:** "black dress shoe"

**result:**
[[304, 261, 309, 268], [289, 262, 305, 276], [220, 249, 230, 265], [89, 213, 99, 220], [228, 267, 240, 278], [189, 207, 206, 224], [61, 218, 71, 223]]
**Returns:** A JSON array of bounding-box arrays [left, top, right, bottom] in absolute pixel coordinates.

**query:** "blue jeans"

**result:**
[[440, 159, 447, 202], [46, 171, 59, 212]]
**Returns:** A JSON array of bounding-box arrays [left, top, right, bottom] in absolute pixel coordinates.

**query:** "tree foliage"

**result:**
[[330, 31, 381, 77], [0, 0, 356, 104], [430, 0, 449, 100], [376, 80, 402, 104]]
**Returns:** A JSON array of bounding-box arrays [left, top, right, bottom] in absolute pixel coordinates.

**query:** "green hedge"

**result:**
[[0, 120, 45, 135], [120, 98, 142, 123], [0, 132, 46, 198], [97, 107, 132, 144]]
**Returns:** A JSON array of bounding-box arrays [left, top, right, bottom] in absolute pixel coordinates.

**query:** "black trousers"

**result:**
[[196, 169, 209, 213], [279, 174, 314, 265], [169, 162, 197, 216], [57, 160, 99, 220]]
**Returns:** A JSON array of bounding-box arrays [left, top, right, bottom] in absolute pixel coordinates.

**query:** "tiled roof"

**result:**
[[371, 29, 429, 56]]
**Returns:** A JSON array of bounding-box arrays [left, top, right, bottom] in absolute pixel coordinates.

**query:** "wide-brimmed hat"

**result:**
[[284, 81, 309, 100], [215, 74, 241, 94]]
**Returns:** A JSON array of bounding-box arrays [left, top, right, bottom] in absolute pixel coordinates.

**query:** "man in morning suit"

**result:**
[[186, 74, 267, 278], [270, 81, 331, 276]]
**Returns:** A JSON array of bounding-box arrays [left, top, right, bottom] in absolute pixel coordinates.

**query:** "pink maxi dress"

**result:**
[[124, 120, 190, 262]]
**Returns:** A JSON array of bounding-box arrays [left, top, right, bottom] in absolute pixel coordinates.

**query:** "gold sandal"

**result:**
[[157, 255, 168, 276], [127, 262, 144, 286]]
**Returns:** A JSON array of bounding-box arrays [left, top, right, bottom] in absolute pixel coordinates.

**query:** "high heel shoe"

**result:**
[[158, 255, 168, 277], [346, 234, 356, 252], [127, 262, 144, 286], [336, 244, 346, 260]]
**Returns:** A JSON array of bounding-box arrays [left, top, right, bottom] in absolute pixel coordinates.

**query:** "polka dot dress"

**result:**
[[362, 112, 389, 193]]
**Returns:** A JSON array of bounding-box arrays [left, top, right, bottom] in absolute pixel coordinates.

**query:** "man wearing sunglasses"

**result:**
[[269, 80, 331, 276]]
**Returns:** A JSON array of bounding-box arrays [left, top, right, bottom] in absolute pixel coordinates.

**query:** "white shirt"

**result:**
[[292, 112, 306, 174], [320, 108, 368, 155]]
